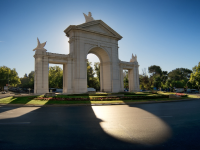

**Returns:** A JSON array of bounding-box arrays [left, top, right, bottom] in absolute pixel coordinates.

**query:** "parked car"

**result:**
[[124, 89, 129, 92], [191, 90, 199, 94], [187, 89, 199, 94], [140, 89, 146, 92]]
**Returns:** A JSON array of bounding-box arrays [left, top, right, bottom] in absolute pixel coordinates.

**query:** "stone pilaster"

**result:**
[[34, 50, 49, 94], [63, 59, 73, 94]]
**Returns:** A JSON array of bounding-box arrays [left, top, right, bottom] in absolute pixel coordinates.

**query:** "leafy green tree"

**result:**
[[28, 71, 34, 88], [161, 71, 168, 85], [123, 71, 129, 89], [148, 65, 162, 76], [190, 62, 200, 89], [94, 62, 100, 82], [20, 71, 35, 88], [87, 60, 100, 90], [92, 77, 100, 90], [0, 66, 21, 90], [168, 68, 192, 81], [49, 66, 63, 88], [139, 69, 154, 90], [87, 60, 95, 87], [166, 68, 192, 88], [20, 74, 30, 88], [148, 65, 164, 89]]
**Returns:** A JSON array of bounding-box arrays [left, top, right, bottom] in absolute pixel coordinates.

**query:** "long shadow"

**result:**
[[0, 95, 157, 150], [0, 94, 200, 149], [0, 96, 34, 114]]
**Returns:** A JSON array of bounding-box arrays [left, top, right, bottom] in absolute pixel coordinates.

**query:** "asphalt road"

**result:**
[[0, 99, 200, 150]]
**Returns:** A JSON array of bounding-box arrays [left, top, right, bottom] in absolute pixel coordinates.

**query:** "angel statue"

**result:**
[[83, 12, 95, 23]]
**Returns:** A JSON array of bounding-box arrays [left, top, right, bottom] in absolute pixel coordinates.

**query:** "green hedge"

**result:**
[[33, 95, 169, 101]]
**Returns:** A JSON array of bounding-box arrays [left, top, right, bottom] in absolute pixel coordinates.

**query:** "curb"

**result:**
[[0, 98, 199, 107]]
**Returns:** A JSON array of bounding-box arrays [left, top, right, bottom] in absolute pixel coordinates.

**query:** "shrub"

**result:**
[[176, 93, 188, 97], [32, 95, 169, 101]]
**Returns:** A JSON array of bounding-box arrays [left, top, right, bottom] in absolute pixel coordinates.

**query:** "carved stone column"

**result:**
[[120, 67, 124, 92], [63, 59, 73, 94], [34, 50, 49, 94]]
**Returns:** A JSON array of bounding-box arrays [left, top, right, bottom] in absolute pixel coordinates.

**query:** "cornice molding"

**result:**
[[64, 20, 122, 40]]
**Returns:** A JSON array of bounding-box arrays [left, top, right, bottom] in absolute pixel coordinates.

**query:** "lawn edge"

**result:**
[[0, 98, 199, 107]]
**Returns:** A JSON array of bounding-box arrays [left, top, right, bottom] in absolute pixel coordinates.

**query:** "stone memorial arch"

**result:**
[[33, 12, 140, 94]]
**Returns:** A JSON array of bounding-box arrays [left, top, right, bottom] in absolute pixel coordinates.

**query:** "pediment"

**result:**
[[79, 23, 115, 36], [64, 20, 122, 40]]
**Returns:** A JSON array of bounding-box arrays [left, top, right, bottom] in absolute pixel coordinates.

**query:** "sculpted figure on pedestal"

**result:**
[[83, 12, 95, 23], [33, 38, 47, 51], [130, 53, 137, 62]]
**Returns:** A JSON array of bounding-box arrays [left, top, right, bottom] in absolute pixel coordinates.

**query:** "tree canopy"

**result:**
[[123, 71, 129, 89], [0, 66, 21, 90], [148, 65, 162, 76], [168, 68, 192, 81], [49, 66, 63, 88], [20, 71, 34, 88], [10, 60, 200, 92], [87, 60, 100, 90], [189, 62, 200, 89], [94, 62, 100, 82]]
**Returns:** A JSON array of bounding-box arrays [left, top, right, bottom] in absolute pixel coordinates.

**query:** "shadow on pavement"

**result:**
[[0, 104, 152, 150], [0, 96, 200, 149]]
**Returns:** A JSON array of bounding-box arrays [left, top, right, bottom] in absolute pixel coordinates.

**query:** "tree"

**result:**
[[148, 65, 162, 76], [20, 74, 30, 88], [94, 62, 100, 82], [139, 75, 154, 90], [28, 71, 34, 88], [24, 73, 28, 78], [0, 66, 21, 90], [87, 60, 100, 90], [49, 66, 63, 88], [166, 68, 192, 88], [168, 68, 192, 81], [148, 65, 164, 89], [20, 71, 34, 88], [123, 71, 129, 89], [148, 65, 170, 90], [190, 62, 200, 90], [87, 60, 95, 87]]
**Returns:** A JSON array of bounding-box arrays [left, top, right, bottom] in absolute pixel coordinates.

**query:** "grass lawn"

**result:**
[[0, 92, 198, 105]]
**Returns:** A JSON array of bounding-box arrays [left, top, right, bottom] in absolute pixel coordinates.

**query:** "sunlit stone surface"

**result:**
[[92, 105, 172, 145]]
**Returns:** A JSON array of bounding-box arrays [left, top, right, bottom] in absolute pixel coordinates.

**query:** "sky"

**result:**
[[0, 0, 200, 78]]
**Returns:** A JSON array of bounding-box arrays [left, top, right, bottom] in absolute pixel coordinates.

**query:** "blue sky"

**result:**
[[0, 0, 200, 77]]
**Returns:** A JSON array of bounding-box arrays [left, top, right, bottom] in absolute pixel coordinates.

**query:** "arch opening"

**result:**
[[86, 47, 112, 92], [123, 70, 129, 92], [48, 63, 63, 93]]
